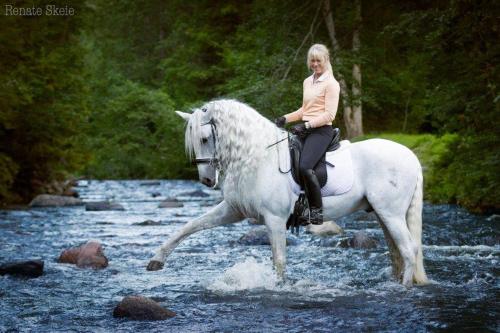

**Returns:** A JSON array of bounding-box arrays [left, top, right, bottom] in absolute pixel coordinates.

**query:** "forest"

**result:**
[[1, 0, 498, 213]]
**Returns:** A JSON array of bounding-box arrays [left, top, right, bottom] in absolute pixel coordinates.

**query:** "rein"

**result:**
[[194, 118, 290, 175], [267, 130, 291, 174]]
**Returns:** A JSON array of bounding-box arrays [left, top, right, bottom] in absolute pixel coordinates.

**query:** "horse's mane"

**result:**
[[185, 99, 285, 212], [186, 99, 280, 170]]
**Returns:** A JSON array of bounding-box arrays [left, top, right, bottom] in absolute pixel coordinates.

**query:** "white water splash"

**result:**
[[207, 257, 279, 292]]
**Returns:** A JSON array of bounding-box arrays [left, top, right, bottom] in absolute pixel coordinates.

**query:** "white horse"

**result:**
[[147, 99, 429, 287]]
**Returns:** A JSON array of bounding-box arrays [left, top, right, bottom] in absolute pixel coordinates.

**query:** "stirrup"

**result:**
[[298, 207, 323, 225]]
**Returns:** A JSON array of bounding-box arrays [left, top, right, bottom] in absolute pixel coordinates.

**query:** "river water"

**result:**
[[0, 180, 498, 332]]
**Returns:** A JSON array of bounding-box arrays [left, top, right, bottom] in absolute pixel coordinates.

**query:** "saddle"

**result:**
[[289, 127, 341, 188]]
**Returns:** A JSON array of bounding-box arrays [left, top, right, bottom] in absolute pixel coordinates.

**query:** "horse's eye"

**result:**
[[201, 138, 208, 144], [202, 108, 207, 112]]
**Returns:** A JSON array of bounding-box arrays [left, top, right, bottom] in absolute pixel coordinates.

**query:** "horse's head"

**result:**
[[176, 107, 219, 188]]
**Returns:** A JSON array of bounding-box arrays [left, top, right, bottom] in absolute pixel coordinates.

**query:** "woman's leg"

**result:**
[[298, 126, 333, 224]]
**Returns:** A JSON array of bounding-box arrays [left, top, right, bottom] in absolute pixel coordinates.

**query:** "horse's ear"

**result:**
[[175, 111, 191, 122]]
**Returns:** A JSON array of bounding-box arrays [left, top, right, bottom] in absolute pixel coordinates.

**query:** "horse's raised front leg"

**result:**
[[147, 200, 242, 271], [264, 212, 287, 280]]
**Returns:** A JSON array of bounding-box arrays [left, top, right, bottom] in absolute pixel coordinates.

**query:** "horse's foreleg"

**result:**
[[147, 200, 242, 271], [264, 213, 287, 280]]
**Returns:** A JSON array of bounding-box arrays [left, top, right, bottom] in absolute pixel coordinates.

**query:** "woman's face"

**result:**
[[310, 57, 325, 75]]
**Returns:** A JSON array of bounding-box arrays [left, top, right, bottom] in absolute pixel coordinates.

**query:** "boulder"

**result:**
[[63, 188, 79, 198], [134, 220, 162, 226], [305, 221, 343, 236], [58, 241, 108, 269], [178, 190, 210, 197], [238, 226, 269, 245], [159, 199, 183, 208], [340, 231, 378, 249], [140, 181, 161, 186], [29, 194, 83, 207], [85, 201, 125, 211], [238, 226, 297, 246], [0, 260, 44, 278], [113, 295, 176, 320]]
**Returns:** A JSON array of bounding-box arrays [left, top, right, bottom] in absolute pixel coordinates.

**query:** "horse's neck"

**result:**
[[219, 127, 289, 188]]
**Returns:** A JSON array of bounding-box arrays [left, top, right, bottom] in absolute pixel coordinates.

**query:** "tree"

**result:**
[[322, 0, 363, 138]]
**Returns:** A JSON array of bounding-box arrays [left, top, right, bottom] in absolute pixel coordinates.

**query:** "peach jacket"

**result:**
[[284, 71, 340, 128]]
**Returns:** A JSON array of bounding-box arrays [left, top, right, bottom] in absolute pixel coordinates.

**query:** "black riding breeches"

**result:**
[[299, 125, 334, 173]]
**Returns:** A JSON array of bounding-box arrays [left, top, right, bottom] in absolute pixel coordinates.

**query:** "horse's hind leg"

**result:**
[[376, 216, 403, 281], [377, 214, 418, 287]]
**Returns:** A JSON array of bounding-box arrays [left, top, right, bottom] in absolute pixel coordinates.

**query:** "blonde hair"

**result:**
[[307, 44, 333, 74]]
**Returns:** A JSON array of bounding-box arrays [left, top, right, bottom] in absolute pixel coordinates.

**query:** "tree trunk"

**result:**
[[322, 0, 364, 138], [350, 0, 363, 137]]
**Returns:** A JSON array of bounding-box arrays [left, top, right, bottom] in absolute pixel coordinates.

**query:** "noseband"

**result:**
[[193, 118, 219, 167]]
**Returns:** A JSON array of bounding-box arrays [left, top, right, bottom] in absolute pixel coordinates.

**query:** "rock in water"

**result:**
[[134, 220, 162, 226], [29, 194, 82, 207], [113, 295, 176, 320], [158, 199, 183, 208], [340, 231, 378, 249], [238, 226, 297, 246], [85, 201, 125, 211], [238, 226, 270, 245], [0, 260, 44, 278], [140, 181, 161, 186], [58, 241, 108, 269], [178, 190, 210, 197], [305, 221, 343, 236]]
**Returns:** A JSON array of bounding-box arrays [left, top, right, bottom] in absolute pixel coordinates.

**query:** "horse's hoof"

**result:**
[[146, 260, 164, 271]]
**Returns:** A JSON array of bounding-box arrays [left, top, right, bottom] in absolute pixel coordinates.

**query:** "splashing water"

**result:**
[[207, 257, 279, 292]]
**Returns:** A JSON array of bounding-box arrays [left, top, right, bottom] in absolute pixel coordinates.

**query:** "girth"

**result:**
[[289, 127, 341, 188]]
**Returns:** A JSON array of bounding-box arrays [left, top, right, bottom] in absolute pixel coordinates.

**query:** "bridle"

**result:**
[[192, 118, 219, 168]]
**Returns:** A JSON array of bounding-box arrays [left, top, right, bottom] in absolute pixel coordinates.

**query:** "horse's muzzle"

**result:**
[[201, 177, 214, 187]]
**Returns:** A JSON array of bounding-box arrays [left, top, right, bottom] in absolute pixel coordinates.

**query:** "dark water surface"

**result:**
[[0, 180, 498, 332]]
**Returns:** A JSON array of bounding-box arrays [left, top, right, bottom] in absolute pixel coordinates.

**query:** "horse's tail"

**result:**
[[406, 168, 429, 285]]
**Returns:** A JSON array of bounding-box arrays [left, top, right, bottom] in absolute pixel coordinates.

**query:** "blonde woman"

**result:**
[[275, 43, 340, 225]]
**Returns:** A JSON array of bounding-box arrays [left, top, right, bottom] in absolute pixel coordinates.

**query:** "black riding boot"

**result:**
[[299, 169, 324, 225]]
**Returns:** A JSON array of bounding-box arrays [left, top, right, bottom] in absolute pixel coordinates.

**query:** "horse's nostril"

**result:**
[[201, 178, 213, 187]]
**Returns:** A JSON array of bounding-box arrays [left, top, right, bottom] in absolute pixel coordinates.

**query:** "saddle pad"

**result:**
[[289, 142, 354, 197]]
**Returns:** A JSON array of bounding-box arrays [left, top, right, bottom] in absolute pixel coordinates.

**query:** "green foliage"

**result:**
[[0, 0, 89, 202], [359, 133, 499, 212], [427, 134, 500, 213], [83, 79, 193, 179]]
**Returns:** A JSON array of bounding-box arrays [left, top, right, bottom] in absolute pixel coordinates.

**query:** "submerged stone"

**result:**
[[159, 199, 183, 208], [340, 231, 378, 249], [178, 190, 210, 197], [238, 226, 297, 246], [29, 194, 82, 207], [113, 295, 176, 320], [305, 221, 343, 236], [85, 201, 125, 211], [0, 260, 44, 278], [134, 220, 162, 226], [140, 181, 161, 186]]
